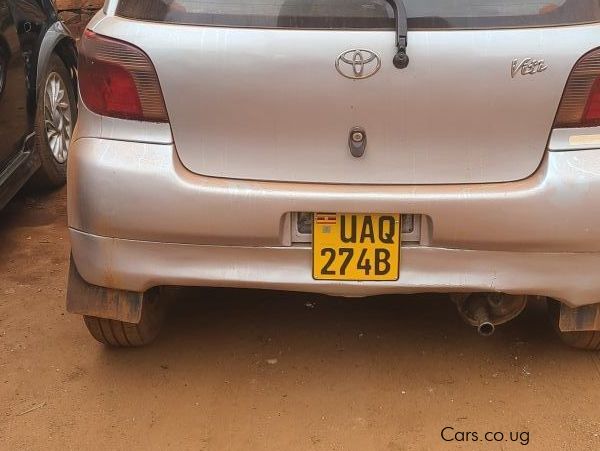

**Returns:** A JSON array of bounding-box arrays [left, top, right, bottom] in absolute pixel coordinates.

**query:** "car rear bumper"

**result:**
[[68, 138, 600, 306], [70, 228, 600, 306]]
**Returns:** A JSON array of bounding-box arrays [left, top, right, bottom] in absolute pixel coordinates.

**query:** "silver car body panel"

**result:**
[[75, 101, 173, 145], [89, 16, 598, 185]]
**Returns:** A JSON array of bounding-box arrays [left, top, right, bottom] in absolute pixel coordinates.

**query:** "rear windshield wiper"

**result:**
[[387, 0, 409, 69]]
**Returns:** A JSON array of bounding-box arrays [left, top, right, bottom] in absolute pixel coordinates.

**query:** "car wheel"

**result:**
[[30, 53, 77, 189], [547, 299, 600, 351], [83, 289, 167, 347]]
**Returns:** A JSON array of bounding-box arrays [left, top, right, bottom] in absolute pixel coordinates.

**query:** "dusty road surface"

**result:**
[[1, 189, 600, 450]]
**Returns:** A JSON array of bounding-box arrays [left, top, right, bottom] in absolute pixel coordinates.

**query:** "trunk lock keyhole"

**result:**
[[349, 127, 367, 158]]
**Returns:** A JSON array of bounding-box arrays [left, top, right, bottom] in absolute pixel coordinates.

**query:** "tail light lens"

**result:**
[[79, 30, 168, 122], [554, 48, 600, 128]]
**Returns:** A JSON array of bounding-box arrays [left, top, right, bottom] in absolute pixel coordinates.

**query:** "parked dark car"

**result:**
[[0, 0, 77, 210]]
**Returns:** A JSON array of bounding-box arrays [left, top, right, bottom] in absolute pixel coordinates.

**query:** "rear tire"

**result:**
[[83, 289, 166, 347], [547, 299, 600, 351], [29, 54, 77, 189]]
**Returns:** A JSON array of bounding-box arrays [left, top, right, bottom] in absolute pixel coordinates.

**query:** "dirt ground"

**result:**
[[1, 188, 600, 450]]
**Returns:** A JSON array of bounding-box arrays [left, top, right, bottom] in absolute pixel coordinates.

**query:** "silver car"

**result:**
[[67, 0, 600, 349]]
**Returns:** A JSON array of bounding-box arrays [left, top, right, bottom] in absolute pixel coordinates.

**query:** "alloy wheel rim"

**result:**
[[44, 72, 72, 164]]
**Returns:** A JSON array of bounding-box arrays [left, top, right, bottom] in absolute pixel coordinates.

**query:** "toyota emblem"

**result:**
[[335, 49, 381, 79]]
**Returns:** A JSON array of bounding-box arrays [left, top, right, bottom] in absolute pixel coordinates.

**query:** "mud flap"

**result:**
[[559, 303, 600, 332], [66, 256, 144, 324]]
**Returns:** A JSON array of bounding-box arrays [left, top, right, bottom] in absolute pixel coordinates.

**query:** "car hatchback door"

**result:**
[[107, 0, 600, 185]]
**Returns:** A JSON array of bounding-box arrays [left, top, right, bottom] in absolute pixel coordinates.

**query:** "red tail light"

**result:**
[[583, 78, 600, 125], [554, 48, 600, 128], [79, 30, 168, 122]]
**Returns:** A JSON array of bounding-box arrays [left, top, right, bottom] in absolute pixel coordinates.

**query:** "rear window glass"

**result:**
[[116, 1, 600, 30]]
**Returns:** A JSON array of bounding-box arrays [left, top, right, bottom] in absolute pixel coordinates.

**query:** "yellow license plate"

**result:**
[[313, 213, 401, 281]]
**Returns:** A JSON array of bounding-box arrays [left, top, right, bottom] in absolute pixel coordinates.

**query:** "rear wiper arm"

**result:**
[[387, 0, 409, 69]]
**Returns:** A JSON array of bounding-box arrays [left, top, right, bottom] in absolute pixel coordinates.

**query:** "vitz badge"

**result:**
[[511, 58, 548, 78]]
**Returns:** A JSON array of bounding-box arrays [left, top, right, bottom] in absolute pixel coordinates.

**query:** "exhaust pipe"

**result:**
[[468, 295, 496, 337], [453, 293, 527, 337], [478, 322, 495, 337], [472, 301, 496, 336]]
